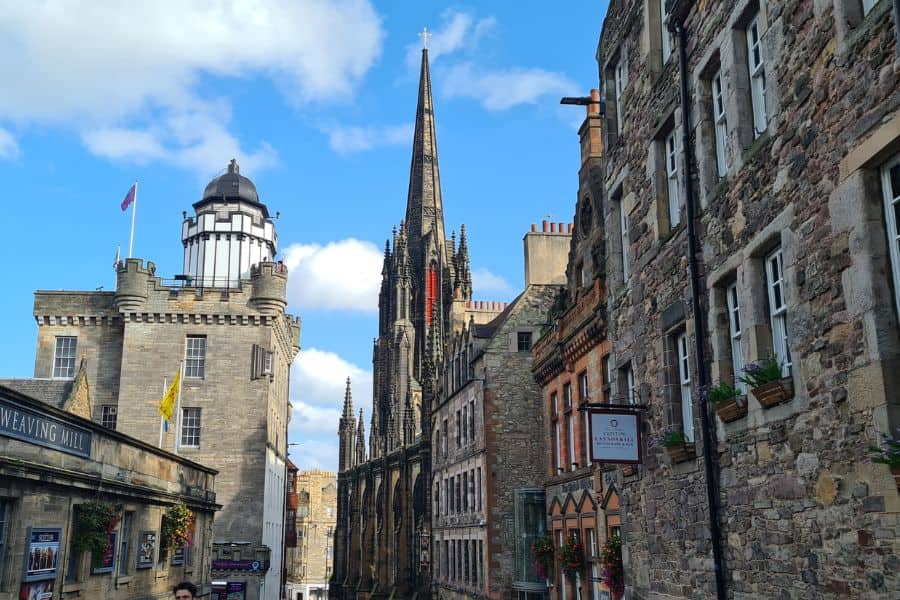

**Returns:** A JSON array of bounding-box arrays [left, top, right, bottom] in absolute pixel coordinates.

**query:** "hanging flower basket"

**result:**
[[161, 503, 195, 549], [600, 534, 624, 599], [558, 534, 584, 579], [531, 535, 554, 579], [72, 502, 120, 556]]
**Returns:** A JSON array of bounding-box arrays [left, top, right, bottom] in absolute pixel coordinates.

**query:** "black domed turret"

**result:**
[[196, 159, 268, 216]]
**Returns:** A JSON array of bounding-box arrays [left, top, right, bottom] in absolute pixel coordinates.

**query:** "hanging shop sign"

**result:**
[[588, 408, 642, 464], [23, 528, 62, 582], [0, 396, 92, 458]]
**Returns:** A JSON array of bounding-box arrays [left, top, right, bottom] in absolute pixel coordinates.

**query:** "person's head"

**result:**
[[173, 581, 197, 600]]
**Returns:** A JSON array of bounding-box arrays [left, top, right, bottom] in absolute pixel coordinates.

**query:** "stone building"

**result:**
[[531, 90, 615, 600], [595, 0, 900, 597], [24, 162, 301, 600], [286, 468, 337, 600], [331, 45, 475, 599], [432, 225, 569, 600], [0, 383, 218, 599]]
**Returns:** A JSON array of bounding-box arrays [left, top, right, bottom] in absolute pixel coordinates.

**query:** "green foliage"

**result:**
[[869, 431, 900, 469], [532, 535, 554, 579], [161, 503, 194, 549], [72, 502, 119, 556], [600, 534, 624, 597], [704, 381, 740, 406], [739, 357, 784, 389], [558, 534, 584, 578]]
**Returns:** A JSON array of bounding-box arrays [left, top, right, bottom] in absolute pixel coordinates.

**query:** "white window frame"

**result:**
[[726, 282, 746, 393], [660, 0, 672, 62], [862, 0, 877, 15], [620, 200, 630, 281], [882, 154, 900, 320], [766, 247, 792, 376], [665, 130, 680, 227], [184, 335, 206, 379], [181, 407, 202, 447], [566, 411, 576, 469], [553, 394, 563, 472], [100, 405, 118, 430], [614, 56, 628, 134], [626, 365, 636, 405], [712, 71, 729, 177], [746, 14, 768, 137], [677, 332, 694, 442], [53, 336, 77, 379], [558, 530, 567, 600]]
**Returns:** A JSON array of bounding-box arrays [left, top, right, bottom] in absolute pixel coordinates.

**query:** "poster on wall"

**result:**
[[18, 580, 55, 600], [137, 531, 157, 569], [225, 582, 246, 600], [91, 532, 118, 574], [22, 528, 61, 582], [589, 408, 642, 464], [171, 545, 185, 566]]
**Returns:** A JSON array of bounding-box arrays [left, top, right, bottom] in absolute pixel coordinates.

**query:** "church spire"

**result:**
[[342, 376, 353, 419], [404, 47, 446, 250], [456, 224, 472, 300]]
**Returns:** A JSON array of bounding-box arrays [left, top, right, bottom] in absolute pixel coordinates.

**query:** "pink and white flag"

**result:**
[[121, 183, 136, 211]]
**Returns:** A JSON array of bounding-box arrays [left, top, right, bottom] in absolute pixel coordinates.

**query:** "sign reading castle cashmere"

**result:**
[[589, 409, 640, 463], [331, 45, 476, 600]]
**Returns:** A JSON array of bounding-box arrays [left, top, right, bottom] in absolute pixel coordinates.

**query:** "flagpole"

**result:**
[[174, 360, 185, 456], [128, 180, 138, 258], [159, 375, 167, 449]]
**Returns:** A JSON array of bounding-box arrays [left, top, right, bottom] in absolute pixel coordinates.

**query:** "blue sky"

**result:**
[[0, 1, 607, 471]]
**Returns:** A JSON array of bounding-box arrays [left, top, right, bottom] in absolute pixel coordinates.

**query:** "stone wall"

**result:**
[[596, 0, 900, 597]]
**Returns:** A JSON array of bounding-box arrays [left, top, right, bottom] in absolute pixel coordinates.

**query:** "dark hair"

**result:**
[[173, 581, 198, 597]]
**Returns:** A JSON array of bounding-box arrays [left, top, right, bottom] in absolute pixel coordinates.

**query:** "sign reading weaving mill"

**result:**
[[0, 397, 92, 458], [589, 409, 641, 464]]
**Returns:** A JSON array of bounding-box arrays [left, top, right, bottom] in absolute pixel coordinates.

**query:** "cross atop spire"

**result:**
[[418, 27, 431, 49]]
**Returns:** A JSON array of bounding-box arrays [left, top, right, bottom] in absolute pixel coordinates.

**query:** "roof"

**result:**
[[0, 378, 71, 409], [195, 159, 268, 216]]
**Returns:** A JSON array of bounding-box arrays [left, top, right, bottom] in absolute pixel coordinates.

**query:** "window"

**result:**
[[766, 247, 792, 376], [619, 194, 630, 281], [613, 54, 628, 134], [53, 336, 77, 379], [746, 13, 767, 136], [551, 392, 562, 472], [181, 407, 201, 447], [456, 410, 462, 448], [712, 71, 729, 177], [100, 405, 117, 430], [442, 418, 448, 456], [0, 499, 9, 573], [676, 332, 694, 442], [579, 372, 590, 464], [564, 384, 575, 469], [620, 364, 636, 404], [478, 539, 484, 587], [726, 282, 746, 392], [862, 0, 876, 15], [517, 331, 533, 352], [461, 405, 468, 444], [601, 355, 611, 402], [469, 400, 475, 440], [119, 511, 133, 576], [884, 155, 900, 319], [185, 336, 206, 379], [659, 0, 672, 62], [665, 130, 680, 227], [476, 467, 482, 511], [462, 471, 468, 512], [587, 528, 600, 600], [435, 482, 441, 517]]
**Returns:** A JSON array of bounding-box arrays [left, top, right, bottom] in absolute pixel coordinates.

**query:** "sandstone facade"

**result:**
[[286, 469, 337, 600]]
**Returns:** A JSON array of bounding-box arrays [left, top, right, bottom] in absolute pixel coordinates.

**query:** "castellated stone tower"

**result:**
[[31, 161, 300, 600]]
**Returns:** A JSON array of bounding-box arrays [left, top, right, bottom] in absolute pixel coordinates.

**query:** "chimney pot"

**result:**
[[550, 223, 556, 233], [531, 224, 537, 232], [558, 222, 564, 234], [542, 220, 548, 233]]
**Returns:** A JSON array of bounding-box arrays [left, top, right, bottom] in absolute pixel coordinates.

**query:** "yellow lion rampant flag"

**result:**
[[158, 368, 180, 421]]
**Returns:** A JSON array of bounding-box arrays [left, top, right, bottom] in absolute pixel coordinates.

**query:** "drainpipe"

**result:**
[[673, 18, 727, 600], [894, 0, 900, 56]]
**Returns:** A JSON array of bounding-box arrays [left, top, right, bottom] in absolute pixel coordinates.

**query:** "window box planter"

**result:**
[[666, 444, 695, 464], [714, 394, 748, 423], [750, 378, 794, 408]]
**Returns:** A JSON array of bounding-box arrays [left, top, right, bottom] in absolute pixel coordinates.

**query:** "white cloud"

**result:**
[[472, 267, 514, 296], [288, 438, 339, 471], [282, 239, 382, 312], [288, 347, 373, 471], [0, 1, 384, 173], [326, 123, 412, 154], [0, 128, 20, 159], [404, 10, 496, 70], [442, 62, 577, 111]]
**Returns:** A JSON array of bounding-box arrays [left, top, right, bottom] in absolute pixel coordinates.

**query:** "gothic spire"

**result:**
[[342, 376, 353, 419], [404, 48, 446, 251], [456, 224, 472, 299]]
